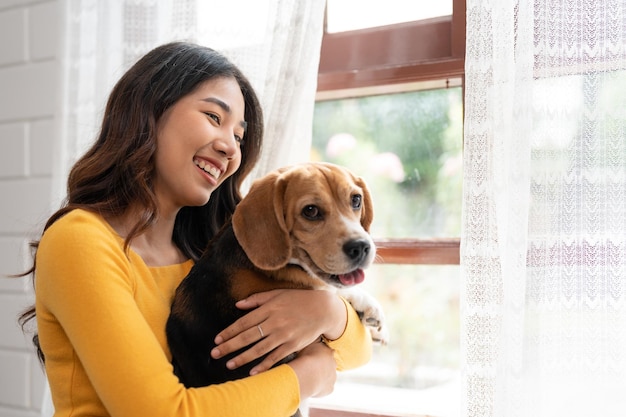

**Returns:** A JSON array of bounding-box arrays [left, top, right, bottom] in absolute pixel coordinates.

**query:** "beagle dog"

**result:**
[[166, 162, 387, 392]]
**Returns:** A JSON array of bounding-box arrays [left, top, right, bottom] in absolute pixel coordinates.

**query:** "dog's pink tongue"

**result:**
[[338, 269, 365, 285]]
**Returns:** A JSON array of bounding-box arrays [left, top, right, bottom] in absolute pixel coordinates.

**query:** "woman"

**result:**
[[19, 42, 372, 417]]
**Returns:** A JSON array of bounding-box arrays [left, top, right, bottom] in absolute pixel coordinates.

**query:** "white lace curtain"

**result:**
[[462, 1, 626, 416], [52, 0, 325, 203]]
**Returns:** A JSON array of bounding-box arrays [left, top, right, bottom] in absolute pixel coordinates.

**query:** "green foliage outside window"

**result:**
[[312, 87, 463, 239]]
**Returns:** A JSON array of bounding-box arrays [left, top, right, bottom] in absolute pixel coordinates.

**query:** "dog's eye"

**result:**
[[302, 205, 322, 220], [351, 194, 362, 210]]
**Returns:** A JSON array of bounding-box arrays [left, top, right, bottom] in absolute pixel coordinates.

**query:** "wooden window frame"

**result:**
[[318, 0, 466, 91], [316, 0, 465, 268]]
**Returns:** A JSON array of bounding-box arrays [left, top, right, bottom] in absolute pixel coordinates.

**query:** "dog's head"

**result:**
[[232, 162, 375, 289]]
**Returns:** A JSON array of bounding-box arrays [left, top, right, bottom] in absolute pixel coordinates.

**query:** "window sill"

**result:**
[[308, 378, 460, 417], [374, 238, 460, 265]]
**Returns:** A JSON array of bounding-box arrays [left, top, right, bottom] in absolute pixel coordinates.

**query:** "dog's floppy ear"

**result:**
[[355, 175, 374, 232], [232, 171, 291, 270]]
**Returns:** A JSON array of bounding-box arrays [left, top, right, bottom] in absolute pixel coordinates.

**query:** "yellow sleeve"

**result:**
[[35, 210, 300, 417], [325, 297, 373, 371]]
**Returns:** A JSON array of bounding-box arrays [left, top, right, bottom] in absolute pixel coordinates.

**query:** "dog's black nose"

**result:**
[[343, 239, 371, 263]]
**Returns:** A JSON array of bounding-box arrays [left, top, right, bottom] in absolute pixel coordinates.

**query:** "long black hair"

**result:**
[[18, 42, 264, 362]]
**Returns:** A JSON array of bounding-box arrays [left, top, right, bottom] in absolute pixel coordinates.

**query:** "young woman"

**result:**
[[19, 42, 372, 417]]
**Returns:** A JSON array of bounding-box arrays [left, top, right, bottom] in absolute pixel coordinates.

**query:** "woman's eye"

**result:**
[[302, 205, 321, 220], [205, 113, 220, 124], [234, 134, 244, 145], [351, 194, 362, 210]]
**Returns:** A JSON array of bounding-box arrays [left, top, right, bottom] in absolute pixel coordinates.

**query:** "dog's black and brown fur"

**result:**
[[166, 162, 386, 399]]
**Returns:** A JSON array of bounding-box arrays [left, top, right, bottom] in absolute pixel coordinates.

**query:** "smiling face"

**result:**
[[232, 162, 376, 289], [153, 76, 246, 213]]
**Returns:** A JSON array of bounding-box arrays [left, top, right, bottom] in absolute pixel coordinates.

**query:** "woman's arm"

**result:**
[[35, 210, 306, 417], [212, 288, 373, 374]]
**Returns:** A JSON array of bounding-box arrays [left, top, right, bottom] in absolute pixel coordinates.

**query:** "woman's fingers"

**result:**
[[212, 318, 303, 373], [211, 316, 267, 360], [210, 288, 342, 374], [248, 342, 299, 375], [213, 290, 282, 345]]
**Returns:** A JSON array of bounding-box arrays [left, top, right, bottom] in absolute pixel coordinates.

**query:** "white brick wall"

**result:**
[[0, 1, 59, 416]]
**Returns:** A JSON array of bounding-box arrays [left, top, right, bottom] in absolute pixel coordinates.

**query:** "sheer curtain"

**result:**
[[193, 0, 326, 184], [462, 1, 626, 416], [45, 1, 325, 415], [52, 0, 325, 203]]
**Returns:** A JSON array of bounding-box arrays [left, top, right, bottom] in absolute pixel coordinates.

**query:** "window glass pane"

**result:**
[[312, 86, 464, 239], [326, 0, 453, 33], [310, 86, 463, 413], [310, 264, 460, 415]]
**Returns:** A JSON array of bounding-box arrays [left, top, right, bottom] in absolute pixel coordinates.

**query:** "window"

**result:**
[[317, 0, 465, 93], [309, 1, 465, 416], [325, 0, 453, 33]]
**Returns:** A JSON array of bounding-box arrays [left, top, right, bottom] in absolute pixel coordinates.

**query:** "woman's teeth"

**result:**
[[194, 159, 220, 179]]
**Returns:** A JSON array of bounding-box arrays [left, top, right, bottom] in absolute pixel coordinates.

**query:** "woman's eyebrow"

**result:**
[[201, 97, 247, 130]]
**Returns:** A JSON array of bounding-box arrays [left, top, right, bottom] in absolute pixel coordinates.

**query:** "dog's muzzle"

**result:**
[[343, 239, 372, 266]]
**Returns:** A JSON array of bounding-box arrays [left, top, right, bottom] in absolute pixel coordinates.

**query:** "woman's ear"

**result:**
[[232, 172, 292, 270]]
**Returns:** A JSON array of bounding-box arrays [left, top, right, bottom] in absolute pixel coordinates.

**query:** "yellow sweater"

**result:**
[[35, 209, 372, 417]]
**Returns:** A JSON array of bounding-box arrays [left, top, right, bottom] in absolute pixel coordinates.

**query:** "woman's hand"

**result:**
[[210, 289, 347, 375], [288, 340, 337, 399]]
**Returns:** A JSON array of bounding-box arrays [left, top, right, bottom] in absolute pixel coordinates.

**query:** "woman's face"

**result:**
[[153, 76, 246, 212]]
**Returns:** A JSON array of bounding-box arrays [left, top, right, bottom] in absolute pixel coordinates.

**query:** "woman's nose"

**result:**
[[213, 131, 239, 160]]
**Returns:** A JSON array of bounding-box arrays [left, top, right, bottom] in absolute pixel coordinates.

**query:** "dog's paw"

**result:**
[[360, 301, 390, 345], [338, 287, 390, 345]]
